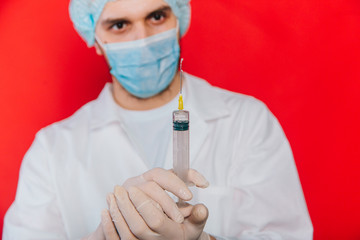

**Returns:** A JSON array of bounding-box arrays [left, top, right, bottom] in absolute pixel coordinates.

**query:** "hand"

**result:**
[[81, 209, 120, 240], [122, 168, 209, 223], [107, 186, 210, 240], [83, 168, 210, 240]]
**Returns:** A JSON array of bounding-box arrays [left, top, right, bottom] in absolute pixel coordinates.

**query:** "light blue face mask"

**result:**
[[96, 27, 180, 98]]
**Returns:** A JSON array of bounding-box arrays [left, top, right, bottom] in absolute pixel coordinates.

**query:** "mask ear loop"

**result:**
[[94, 35, 108, 56], [95, 35, 105, 48], [176, 19, 180, 37]]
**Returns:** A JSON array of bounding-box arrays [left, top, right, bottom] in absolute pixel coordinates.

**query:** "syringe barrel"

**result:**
[[173, 110, 189, 185]]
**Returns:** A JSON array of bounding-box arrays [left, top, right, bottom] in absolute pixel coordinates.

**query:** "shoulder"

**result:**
[[35, 83, 112, 148], [186, 73, 272, 120], [37, 99, 95, 143], [186, 73, 283, 147]]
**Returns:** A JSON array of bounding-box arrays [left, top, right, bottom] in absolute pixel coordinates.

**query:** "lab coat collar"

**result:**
[[90, 73, 231, 129], [175, 73, 230, 166], [90, 83, 123, 129], [183, 73, 230, 121]]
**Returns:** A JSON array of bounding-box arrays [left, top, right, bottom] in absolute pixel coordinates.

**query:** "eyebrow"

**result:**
[[146, 6, 172, 17], [101, 6, 172, 27]]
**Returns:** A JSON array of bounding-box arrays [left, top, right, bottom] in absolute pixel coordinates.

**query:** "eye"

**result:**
[[149, 11, 167, 24], [110, 21, 127, 31], [153, 13, 164, 21]]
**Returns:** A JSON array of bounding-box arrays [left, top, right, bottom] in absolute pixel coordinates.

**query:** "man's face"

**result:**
[[95, 0, 177, 46]]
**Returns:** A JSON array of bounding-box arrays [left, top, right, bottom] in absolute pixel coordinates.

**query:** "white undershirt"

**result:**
[[117, 96, 178, 168]]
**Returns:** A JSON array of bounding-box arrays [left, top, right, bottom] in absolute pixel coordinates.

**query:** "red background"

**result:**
[[1, 0, 360, 239]]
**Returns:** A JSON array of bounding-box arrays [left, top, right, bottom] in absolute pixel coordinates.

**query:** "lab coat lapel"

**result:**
[[183, 73, 230, 165], [189, 110, 209, 165], [90, 83, 149, 172]]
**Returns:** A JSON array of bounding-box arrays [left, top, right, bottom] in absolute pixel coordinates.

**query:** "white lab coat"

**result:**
[[3, 74, 313, 239]]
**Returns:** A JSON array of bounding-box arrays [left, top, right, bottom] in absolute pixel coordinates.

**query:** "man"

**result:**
[[3, 0, 313, 239]]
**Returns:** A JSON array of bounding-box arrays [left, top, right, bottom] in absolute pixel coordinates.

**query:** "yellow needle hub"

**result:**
[[178, 94, 184, 110]]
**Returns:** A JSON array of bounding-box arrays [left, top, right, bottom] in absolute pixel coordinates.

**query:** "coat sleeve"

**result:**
[[3, 130, 67, 239], [226, 98, 313, 240]]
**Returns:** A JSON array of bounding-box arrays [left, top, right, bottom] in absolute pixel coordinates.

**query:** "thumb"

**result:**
[[187, 204, 209, 226], [82, 223, 105, 240]]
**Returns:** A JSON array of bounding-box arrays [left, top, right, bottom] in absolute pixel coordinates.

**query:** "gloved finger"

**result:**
[[187, 204, 209, 226], [177, 202, 193, 218], [83, 223, 106, 240], [108, 193, 138, 240], [101, 209, 120, 240], [197, 232, 211, 240], [123, 175, 147, 189], [128, 186, 182, 238], [168, 168, 209, 188], [142, 168, 192, 200], [137, 181, 184, 223], [114, 185, 153, 239], [187, 169, 209, 188], [183, 204, 209, 240]]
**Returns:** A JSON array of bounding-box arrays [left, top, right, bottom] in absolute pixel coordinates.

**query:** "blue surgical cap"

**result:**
[[69, 0, 191, 47]]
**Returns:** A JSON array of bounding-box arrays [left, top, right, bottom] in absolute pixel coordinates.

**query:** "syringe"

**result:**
[[173, 59, 189, 206]]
